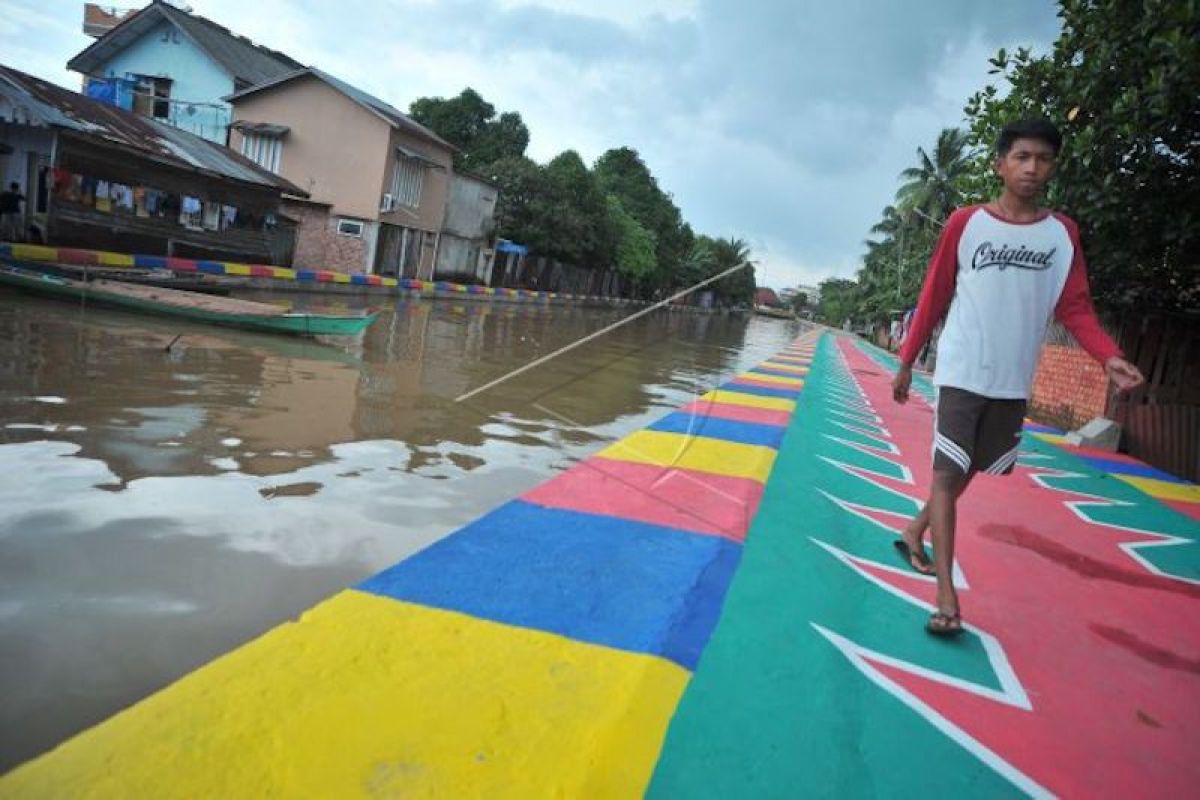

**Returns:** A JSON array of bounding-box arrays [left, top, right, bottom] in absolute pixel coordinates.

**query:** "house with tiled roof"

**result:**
[[67, 1, 301, 142]]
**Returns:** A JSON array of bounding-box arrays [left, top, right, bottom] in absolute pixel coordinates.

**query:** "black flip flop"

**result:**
[[893, 539, 935, 575], [926, 611, 963, 638]]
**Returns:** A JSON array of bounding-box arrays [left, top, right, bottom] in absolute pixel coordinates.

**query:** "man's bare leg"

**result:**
[[900, 473, 974, 573], [927, 469, 970, 632]]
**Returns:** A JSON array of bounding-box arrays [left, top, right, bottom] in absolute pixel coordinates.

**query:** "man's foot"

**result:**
[[926, 609, 963, 637], [893, 536, 935, 575]]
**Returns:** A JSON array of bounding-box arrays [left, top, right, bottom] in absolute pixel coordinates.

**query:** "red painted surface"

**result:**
[[522, 457, 764, 541], [249, 265, 276, 278], [677, 400, 793, 428], [56, 248, 99, 265], [166, 257, 197, 272], [837, 339, 1200, 797]]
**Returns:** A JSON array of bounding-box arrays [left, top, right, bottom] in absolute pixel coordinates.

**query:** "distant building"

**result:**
[[0, 63, 304, 264], [68, 1, 301, 142], [754, 287, 782, 307], [225, 69, 457, 277], [435, 172, 498, 283], [780, 283, 821, 307]]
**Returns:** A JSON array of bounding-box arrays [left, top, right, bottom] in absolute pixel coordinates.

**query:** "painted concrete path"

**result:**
[[3, 331, 1198, 797]]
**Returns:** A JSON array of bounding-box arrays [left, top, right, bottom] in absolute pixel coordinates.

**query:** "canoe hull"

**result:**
[[0, 263, 377, 337]]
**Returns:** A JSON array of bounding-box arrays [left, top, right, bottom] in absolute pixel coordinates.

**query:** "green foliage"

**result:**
[[816, 278, 858, 326], [594, 147, 694, 285], [607, 195, 656, 279], [409, 88, 530, 172], [895, 128, 974, 226], [426, 91, 757, 296], [685, 236, 757, 305], [964, 0, 1199, 310], [789, 292, 809, 312]]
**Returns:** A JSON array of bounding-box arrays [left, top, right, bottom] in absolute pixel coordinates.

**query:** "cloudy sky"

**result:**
[[3, 0, 1059, 289]]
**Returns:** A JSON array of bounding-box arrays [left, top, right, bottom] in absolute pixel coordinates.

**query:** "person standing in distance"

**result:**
[[891, 118, 1144, 636]]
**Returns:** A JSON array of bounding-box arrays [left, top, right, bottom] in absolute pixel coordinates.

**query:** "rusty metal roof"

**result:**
[[0, 65, 305, 196], [68, 1, 301, 89]]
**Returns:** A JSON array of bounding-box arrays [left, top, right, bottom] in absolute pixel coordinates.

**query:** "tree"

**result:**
[[895, 127, 973, 225], [817, 278, 858, 326], [593, 147, 693, 284], [535, 150, 615, 267], [409, 88, 530, 172], [789, 292, 809, 314], [607, 196, 657, 281], [486, 155, 548, 251], [963, 0, 1199, 310], [688, 235, 756, 305]]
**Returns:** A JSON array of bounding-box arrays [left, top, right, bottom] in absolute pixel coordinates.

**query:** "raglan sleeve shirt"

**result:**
[[1050, 213, 1122, 365], [898, 207, 972, 367]]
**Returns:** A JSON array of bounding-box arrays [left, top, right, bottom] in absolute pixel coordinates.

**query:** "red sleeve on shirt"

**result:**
[[1051, 213, 1122, 364], [898, 207, 973, 366]]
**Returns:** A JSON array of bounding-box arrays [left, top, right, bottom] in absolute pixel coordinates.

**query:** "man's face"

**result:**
[[995, 137, 1057, 200]]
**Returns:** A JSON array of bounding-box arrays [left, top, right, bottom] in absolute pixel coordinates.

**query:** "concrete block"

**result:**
[[1064, 417, 1121, 451]]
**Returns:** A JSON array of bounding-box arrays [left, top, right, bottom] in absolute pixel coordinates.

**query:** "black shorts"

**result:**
[[933, 387, 1026, 475]]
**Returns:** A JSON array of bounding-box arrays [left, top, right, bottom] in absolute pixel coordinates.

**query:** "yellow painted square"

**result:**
[[1, 592, 688, 799], [1117, 475, 1200, 504], [738, 372, 804, 387], [222, 263, 251, 276], [9, 244, 58, 261], [271, 267, 296, 280], [98, 252, 134, 267], [598, 429, 777, 483]]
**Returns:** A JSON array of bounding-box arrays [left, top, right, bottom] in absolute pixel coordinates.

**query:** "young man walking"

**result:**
[[891, 119, 1144, 636]]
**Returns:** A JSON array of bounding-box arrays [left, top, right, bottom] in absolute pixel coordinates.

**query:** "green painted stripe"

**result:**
[[648, 334, 1020, 799]]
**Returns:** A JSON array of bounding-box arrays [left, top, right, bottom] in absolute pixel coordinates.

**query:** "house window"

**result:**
[[133, 75, 171, 119], [390, 155, 423, 209], [337, 218, 364, 237], [241, 132, 282, 173]]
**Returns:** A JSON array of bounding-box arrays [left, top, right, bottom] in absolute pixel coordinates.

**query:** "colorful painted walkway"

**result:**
[[2, 331, 1198, 798]]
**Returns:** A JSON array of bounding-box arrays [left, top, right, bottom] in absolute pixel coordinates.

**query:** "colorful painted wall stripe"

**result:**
[[0, 243, 573, 303]]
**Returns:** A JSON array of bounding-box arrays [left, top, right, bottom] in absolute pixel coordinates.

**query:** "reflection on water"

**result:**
[[0, 287, 800, 770]]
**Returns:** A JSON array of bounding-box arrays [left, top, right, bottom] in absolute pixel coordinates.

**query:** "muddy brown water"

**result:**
[[0, 286, 802, 771]]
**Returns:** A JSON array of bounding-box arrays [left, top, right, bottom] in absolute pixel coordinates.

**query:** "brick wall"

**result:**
[[1029, 344, 1110, 430], [285, 200, 369, 273]]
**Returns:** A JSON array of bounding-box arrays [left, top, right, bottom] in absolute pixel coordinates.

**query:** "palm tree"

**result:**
[[895, 128, 972, 225]]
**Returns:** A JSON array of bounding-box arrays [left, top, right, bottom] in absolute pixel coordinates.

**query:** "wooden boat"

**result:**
[[0, 264, 378, 337], [25, 261, 236, 295], [754, 304, 796, 320]]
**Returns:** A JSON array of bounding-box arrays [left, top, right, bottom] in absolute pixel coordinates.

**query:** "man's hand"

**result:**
[[1105, 356, 1144, 393], [892, 364, 913, 404]]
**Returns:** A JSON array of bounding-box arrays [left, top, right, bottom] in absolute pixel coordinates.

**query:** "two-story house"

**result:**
[[67, 1, 301, 143], [226, 69, 457, 278]]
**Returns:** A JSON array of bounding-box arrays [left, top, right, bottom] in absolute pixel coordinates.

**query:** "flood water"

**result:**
[[0, 286, 801, 771]]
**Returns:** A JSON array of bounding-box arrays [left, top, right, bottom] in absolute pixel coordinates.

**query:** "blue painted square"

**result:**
[[196, 261, 225, 274], [357, 501, 742, 670], [296, 270, 318, 282], [350, 273, 370, 285], [720, 381, 802, 399], [134, 255, 167, 269], [1079, 456, 1187, 484], [649, 411, 785, 448]]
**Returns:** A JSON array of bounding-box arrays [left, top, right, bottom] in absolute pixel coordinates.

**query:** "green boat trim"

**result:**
[[0, 262, 378, 337]]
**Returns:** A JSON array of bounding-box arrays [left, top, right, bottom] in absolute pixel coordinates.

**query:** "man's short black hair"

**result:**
[[997, 119, 1062, 157]]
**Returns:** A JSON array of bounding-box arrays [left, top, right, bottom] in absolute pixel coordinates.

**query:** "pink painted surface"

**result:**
[[677, 400, 793, 428], [522, 457, 765, 541]]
